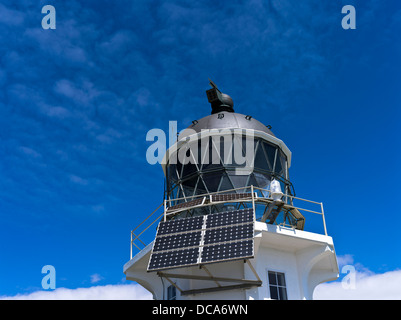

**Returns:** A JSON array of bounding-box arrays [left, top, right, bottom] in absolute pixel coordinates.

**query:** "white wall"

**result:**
[[249, 246, 302, 300]]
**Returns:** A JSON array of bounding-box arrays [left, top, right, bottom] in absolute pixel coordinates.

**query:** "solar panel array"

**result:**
[[147, 208, 254, 271]]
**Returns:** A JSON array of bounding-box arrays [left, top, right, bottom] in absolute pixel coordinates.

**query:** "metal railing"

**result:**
[[129, 185, 328, 259]]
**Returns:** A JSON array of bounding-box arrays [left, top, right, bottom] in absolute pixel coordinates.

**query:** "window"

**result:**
[[166, 136, 291, 202], [167, 284, 177, 300], [268, 271, 288, 300]]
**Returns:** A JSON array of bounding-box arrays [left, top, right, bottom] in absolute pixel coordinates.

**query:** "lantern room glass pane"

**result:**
[[167, 163, 178, 182], [219, 173, 235, 192], [280, 152, 287, 178], [201, 137, 223, 171], [253, 172, 271, 190], [182, 175, 198, 189], [262, 142, 276, 171], [275, 153, 282, 175], [227, 172, 248, 191], [176, 160, 183, 179], [246, 173, 258, 188], [196, 176, 208, 194], [202, 172, 223, 193], [273, 150, 287, 178], [253, 141, 270, 172], [230, 136, 247, 168], [215, 135, 233, 165], [181, 162, 198, 179]]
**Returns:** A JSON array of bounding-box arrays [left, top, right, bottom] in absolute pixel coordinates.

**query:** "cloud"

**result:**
[[18, 146, 42, 159], [38, 104, 71, 119], [5, 267, 401, 300], [314, 255, 401, 300], [314, 269, 401, 300], [0, 3, 25, 26], [1, 284, 153, 300], [69, 174, 89, 186], [90, 273, 104, 284], [336, 254, 354, 267]]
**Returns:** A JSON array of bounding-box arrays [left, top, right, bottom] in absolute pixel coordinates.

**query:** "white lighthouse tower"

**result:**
[[124, 81, 338, 300]]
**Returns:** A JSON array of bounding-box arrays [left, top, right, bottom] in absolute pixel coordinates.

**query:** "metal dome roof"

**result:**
[[179, 111, 275, 140]]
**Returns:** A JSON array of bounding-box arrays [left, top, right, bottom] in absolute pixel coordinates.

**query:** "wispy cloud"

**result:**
[[0, 1, 153, 219], [0, 3, 25, 26], [0, 1, 396, 222], [90, 273, 104, 284]]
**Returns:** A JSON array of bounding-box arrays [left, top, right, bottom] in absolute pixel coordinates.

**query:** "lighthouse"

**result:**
[[123, 81, 339, 300]]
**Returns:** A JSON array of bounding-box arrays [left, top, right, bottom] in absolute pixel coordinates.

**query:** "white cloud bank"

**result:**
[[1, 284, 153, 300], [3, 256, 400, 300], [4, 270, 401, 300], [314, 256, 401, 300]]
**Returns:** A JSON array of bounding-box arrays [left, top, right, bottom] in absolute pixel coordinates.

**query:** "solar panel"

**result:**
[[167, 197, 206, 212], [156, 215, 204, 236], [203, 224, 253, 245], [148, 247, 199, 271], [206, 208, 253, 228], [210, 192, 256, 202], [201, 240, 253, 263], [153, 231, 202, 252]]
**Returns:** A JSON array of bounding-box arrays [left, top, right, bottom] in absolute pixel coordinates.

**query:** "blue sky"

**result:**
[[0, 0, 400, 298]]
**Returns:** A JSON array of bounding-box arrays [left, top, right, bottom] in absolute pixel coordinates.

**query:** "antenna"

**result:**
[[208, 78, 221, 92], [206, 79, 234, 114]]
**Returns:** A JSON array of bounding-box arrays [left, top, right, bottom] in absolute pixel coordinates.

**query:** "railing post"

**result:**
[[130, 231, 133, 260], [320, 202, 328, 236], [164, 199, 167, 222], [251, 185, 256, 222]]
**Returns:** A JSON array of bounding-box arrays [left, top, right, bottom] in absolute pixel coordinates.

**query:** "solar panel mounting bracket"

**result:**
[[157, 259, 262, 296]]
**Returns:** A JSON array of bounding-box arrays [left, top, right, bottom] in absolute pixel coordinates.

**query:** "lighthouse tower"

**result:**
[[124, 81, 338, 300]]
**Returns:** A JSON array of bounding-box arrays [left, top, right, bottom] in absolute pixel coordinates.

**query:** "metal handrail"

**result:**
[[130, 203, 164, 259], [129, 185, 328, 259]]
